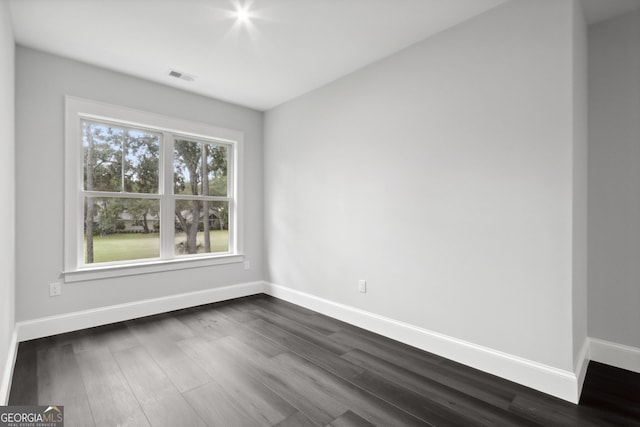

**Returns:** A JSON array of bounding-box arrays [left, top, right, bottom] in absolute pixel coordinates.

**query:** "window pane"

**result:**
[[174, 139, 200, 196], [174, 139, 228, 197], [83, 122, 123, 192], [83, 121, 160, 194], [124, 129, 160, 194], [84, 197, 160, 264], [206, 145, 228, 197], [174, 199, 229, 255]]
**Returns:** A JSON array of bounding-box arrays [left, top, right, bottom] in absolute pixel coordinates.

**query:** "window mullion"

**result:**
[[173, 196, 231, 202], [228, 142, 236, 253], [160, 132, 175, 259], [122, 129, 127, 192], [77, 193, 85, 268], [81, 191, 160, 199]]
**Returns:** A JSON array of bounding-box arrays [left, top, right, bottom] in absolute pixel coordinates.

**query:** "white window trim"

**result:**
[[64, 96, 244, 282]]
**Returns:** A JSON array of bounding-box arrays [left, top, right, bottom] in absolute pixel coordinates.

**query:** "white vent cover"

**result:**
[[168, 69, 196, 82]]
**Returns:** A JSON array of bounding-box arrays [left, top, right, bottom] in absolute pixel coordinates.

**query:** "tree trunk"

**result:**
[[85, 125, 94, 263], [142, 209, 150, 234], [187, 200, 199, 253], [86, 198, 94, 262], [175, 209, 188, 253], [175, 140, 203, 255]]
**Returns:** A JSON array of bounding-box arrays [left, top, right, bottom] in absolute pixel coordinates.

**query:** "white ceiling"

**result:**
[[9, 0, 507, 111], [8, 0, 640, 111]]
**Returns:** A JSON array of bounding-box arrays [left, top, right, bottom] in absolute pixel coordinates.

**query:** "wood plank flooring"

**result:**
[[8, 295, 640, 426]]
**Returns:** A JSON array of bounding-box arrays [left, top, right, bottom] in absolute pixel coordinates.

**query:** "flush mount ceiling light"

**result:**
[[234, 5, 251, 23]]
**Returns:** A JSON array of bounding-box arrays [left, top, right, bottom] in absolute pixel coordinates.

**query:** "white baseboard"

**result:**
[[574, 338, 590, 397], [590, 338, 640, 374], [0, 330, 18, 405], [18, 279, 636, 405], [16, 281, 266, 342], [264, 282, 582, 403]]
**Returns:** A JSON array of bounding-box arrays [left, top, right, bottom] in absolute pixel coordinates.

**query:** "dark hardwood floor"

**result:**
[[8, 295, 640, 426]]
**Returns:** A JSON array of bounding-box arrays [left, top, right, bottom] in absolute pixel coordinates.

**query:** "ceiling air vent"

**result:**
[[168, 69, 196, 82]]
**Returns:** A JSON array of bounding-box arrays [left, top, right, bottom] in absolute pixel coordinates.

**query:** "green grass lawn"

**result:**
[[86, 230, 229, 263]]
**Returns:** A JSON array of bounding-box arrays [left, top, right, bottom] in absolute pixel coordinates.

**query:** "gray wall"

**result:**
[[572, 0, 589, 369], [265, 0, 583, 371], [588, 10, 640, 349], [15, 47, 264, 322], [0, 0, 16, 403]]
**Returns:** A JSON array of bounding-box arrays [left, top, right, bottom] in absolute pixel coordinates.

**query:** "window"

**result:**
[[65, 97, 243, 281]]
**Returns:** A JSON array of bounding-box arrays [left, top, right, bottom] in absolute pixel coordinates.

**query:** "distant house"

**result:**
[[115, 208, 226, 233], [117, 211, 159, 232], [174, 208, 227, 232]]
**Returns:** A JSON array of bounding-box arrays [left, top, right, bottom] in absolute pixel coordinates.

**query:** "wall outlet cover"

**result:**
[[49, 282, 62, 297], [358, 279, 366, 293]]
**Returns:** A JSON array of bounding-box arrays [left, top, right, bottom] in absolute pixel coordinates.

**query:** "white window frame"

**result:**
[[64, 96, 244, 283]]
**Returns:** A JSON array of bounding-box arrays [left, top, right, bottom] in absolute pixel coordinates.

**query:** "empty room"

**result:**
[[1, 0, 639, 425]]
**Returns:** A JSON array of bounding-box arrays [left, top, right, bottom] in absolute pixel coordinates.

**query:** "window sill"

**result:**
[[63, 254, 244, 283]]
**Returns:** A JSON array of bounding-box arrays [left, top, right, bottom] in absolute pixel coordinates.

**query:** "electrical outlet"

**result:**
[[243, 260, 251, 270], [49, 282, 62, 297], [358, 279, 367, 293]]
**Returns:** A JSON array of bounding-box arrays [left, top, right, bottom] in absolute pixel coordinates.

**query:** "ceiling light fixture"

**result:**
[[234, 5, 251, 23]]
